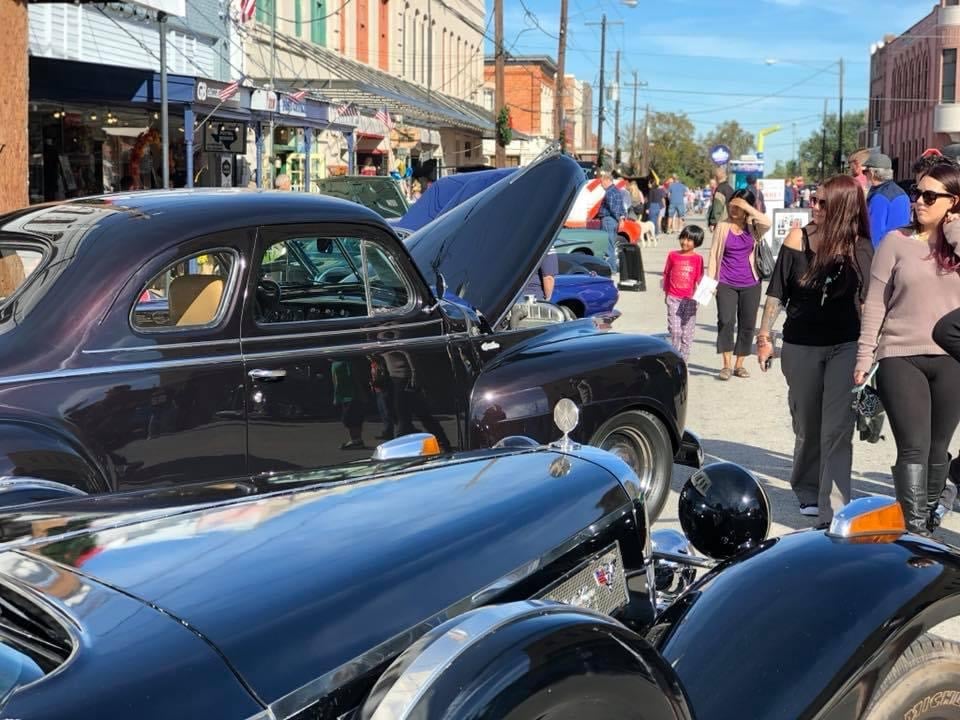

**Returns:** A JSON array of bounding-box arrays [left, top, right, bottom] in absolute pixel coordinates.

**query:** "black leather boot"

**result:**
[[928, 462, 951, 532], [893, 463, 928, 535]]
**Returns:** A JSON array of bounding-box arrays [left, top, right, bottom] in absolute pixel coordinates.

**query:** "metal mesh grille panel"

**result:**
[[535, 542, 628, 616]]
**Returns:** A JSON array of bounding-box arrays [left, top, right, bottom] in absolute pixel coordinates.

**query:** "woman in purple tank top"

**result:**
[[706, 188, 771, 380]]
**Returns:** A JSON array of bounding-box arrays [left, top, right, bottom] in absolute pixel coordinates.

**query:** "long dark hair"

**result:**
[[801, 174, 870, 287], [916, 162, 960, 273]]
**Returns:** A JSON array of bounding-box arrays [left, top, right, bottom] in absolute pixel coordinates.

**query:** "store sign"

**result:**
[[279, 96, 306, 117], [195, 80, 242, 108], [251, 90, 278, 112], [204, 123, 244, 153]]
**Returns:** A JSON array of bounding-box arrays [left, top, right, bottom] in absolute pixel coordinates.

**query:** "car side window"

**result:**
[[132, 250, 237, 331], [255, 236, 413, 324]]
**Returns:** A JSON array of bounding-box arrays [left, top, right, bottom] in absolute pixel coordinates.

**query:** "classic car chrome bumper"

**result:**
[[674, 430, 703, 469]]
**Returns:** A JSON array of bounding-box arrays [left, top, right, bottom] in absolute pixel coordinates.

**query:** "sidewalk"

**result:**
[[614, 216, 960, 540]]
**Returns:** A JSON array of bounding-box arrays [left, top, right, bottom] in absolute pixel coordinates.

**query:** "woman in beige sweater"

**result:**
[[856, 162, 960, 534]]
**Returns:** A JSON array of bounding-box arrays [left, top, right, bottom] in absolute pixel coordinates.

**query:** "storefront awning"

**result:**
[[246, 31, 494, 136]]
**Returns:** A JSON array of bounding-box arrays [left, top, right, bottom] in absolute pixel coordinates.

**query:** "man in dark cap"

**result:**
[[865, 150, 910, 247]]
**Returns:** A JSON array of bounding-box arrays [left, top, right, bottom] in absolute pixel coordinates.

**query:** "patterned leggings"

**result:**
[[666, 296, 698, 361]]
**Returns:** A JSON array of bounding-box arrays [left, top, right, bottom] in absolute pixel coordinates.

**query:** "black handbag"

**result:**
[[852, 364, 886, 444], [755, 234, 776, 280]]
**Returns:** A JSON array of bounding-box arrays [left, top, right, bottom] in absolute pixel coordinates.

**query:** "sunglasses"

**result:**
[[810, 196, 823, 208], [909, 187, 956, 206]]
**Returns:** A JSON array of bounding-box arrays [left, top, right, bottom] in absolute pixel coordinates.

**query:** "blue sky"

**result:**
[[486, 0, 930, 168]]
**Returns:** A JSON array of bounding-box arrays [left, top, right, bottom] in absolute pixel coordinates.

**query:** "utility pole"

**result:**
[[791, 121, 797, 175], [268, 4, 277, 186], [427, 0, 432, 100], [631, 71, 638, 173], [494, 0, 505, 168], [159, 12, 169, 188], [596, 15, 606, 167], [641, 104, 650, 177], [585, 15, 621, 167], [554, 0, 568, 149], [820, 98, 828, 183], [837, 57, 845, 173], [613, 50, 621, 167]]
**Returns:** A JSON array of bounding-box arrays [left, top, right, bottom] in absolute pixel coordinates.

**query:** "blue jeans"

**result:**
[[648, 204, 661, 235], [601, 216, 619, 273]]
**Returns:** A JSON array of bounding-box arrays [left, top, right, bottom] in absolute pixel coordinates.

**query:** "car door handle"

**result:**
[[248, 369, 287, 381]]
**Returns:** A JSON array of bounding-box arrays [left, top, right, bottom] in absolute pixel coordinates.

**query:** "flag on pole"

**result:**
[[219, 79, 241, 102], [240, 0, 256, 23], [374, 106, 394, 129], [335, 102, 359, 119], [289, 90, 307, 102]]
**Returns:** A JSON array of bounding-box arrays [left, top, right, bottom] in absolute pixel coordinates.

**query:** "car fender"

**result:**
[[552, 275, 619, 317], [469, 329, 686, 450], [358, 602, 692, 720], [648, 530, 960, 720], [0, 419, 108, 496]]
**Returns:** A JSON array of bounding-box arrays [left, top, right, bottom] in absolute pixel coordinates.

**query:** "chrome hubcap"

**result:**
[[598, 426, 655, 494]]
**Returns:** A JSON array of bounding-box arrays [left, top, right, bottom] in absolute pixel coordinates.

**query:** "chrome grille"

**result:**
[[534, 542, 628, 616]]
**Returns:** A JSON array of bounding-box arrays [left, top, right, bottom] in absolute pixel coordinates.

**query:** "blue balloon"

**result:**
[[390, 171, 401, 180], [404, 166, 413, 178]]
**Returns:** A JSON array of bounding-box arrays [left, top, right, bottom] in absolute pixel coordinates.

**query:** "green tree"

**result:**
[[766, 159, 803, 179], [798, 110, 867, 180], [640, 111, 711, 186], [701, 120, 755, 160]]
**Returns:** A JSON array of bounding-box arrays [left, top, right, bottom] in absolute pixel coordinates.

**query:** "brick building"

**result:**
[[868, 0, 960, 179], [0, 0, 28, 212], [483, 55, 556, 137], [564, 74, 595, 157]]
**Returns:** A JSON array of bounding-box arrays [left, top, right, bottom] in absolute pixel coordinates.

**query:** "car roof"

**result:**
[[0, 190, 391, 256]]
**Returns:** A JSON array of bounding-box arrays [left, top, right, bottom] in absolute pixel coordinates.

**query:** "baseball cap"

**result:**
[[864, 151, 893, 170]]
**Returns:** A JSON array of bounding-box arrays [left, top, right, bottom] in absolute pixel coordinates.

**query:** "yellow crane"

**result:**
[[756, 125, 782, 157]]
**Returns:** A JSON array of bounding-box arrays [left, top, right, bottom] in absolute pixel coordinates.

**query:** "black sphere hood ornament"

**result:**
[[678, 462, 771, 561]]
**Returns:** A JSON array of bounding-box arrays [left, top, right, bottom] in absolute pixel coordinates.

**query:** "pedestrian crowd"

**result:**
[[657, 148, 960, 534]]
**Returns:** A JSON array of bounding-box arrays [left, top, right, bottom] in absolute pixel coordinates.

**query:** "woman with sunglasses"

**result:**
[[707, 188, 771, 381], [757, 176, 872, 523], [856, 162, 960, 534]]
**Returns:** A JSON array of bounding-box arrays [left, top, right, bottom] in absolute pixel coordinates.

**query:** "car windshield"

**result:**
[[315, 179, 408, 219], [0, 244, 44, 305]]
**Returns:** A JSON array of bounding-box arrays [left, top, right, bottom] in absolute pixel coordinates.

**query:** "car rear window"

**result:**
[[0, 245, 44, 305]]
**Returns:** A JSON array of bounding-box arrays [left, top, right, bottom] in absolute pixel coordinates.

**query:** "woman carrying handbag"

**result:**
[[856, 162, 960, 535], [707, 188, 772, 380], [757, 176, 873, 524]]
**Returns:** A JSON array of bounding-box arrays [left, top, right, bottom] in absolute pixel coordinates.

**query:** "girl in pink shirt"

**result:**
[[662, 225, 705, 361]]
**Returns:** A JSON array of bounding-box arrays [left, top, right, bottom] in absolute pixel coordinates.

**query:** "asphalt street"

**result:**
[[613, 215, 960, 638]]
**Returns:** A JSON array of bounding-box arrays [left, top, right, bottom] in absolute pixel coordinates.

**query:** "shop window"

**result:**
[[133, 250, 237, 331], [943, 49, 957, 103], [0, 246, 44, 305], [255, 236, 412, 324]]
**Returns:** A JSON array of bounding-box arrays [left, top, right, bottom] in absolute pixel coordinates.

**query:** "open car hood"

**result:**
[[405, 153, 584, 326]]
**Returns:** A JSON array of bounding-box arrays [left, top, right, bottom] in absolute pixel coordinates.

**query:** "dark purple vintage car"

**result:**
[[0, 153, 699, 517]]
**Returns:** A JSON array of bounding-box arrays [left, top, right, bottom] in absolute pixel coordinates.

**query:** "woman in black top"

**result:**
[[756, 175, 873, 524]]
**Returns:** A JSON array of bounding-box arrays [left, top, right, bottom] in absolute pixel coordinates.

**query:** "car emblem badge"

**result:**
[[593, 560, 617, 591]]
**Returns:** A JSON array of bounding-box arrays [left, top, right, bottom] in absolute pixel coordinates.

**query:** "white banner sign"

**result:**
[[758, 178, 785, 248]]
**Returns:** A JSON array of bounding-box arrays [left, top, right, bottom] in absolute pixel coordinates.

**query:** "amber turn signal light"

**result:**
[[827, 496, 906, 542], [420, 435, 441, 457]]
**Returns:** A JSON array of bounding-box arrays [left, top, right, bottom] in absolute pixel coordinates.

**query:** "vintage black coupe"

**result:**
[[0, 153, 696, 518], [0, 405, 956, 720]]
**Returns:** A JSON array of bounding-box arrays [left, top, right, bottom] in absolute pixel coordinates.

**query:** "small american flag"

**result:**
[[289, 90, 307, 102], [335, 102, 359, 119], [219, 79, 241, 102], [374, 106, 394, 129], [240, 0, 256, 23]]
